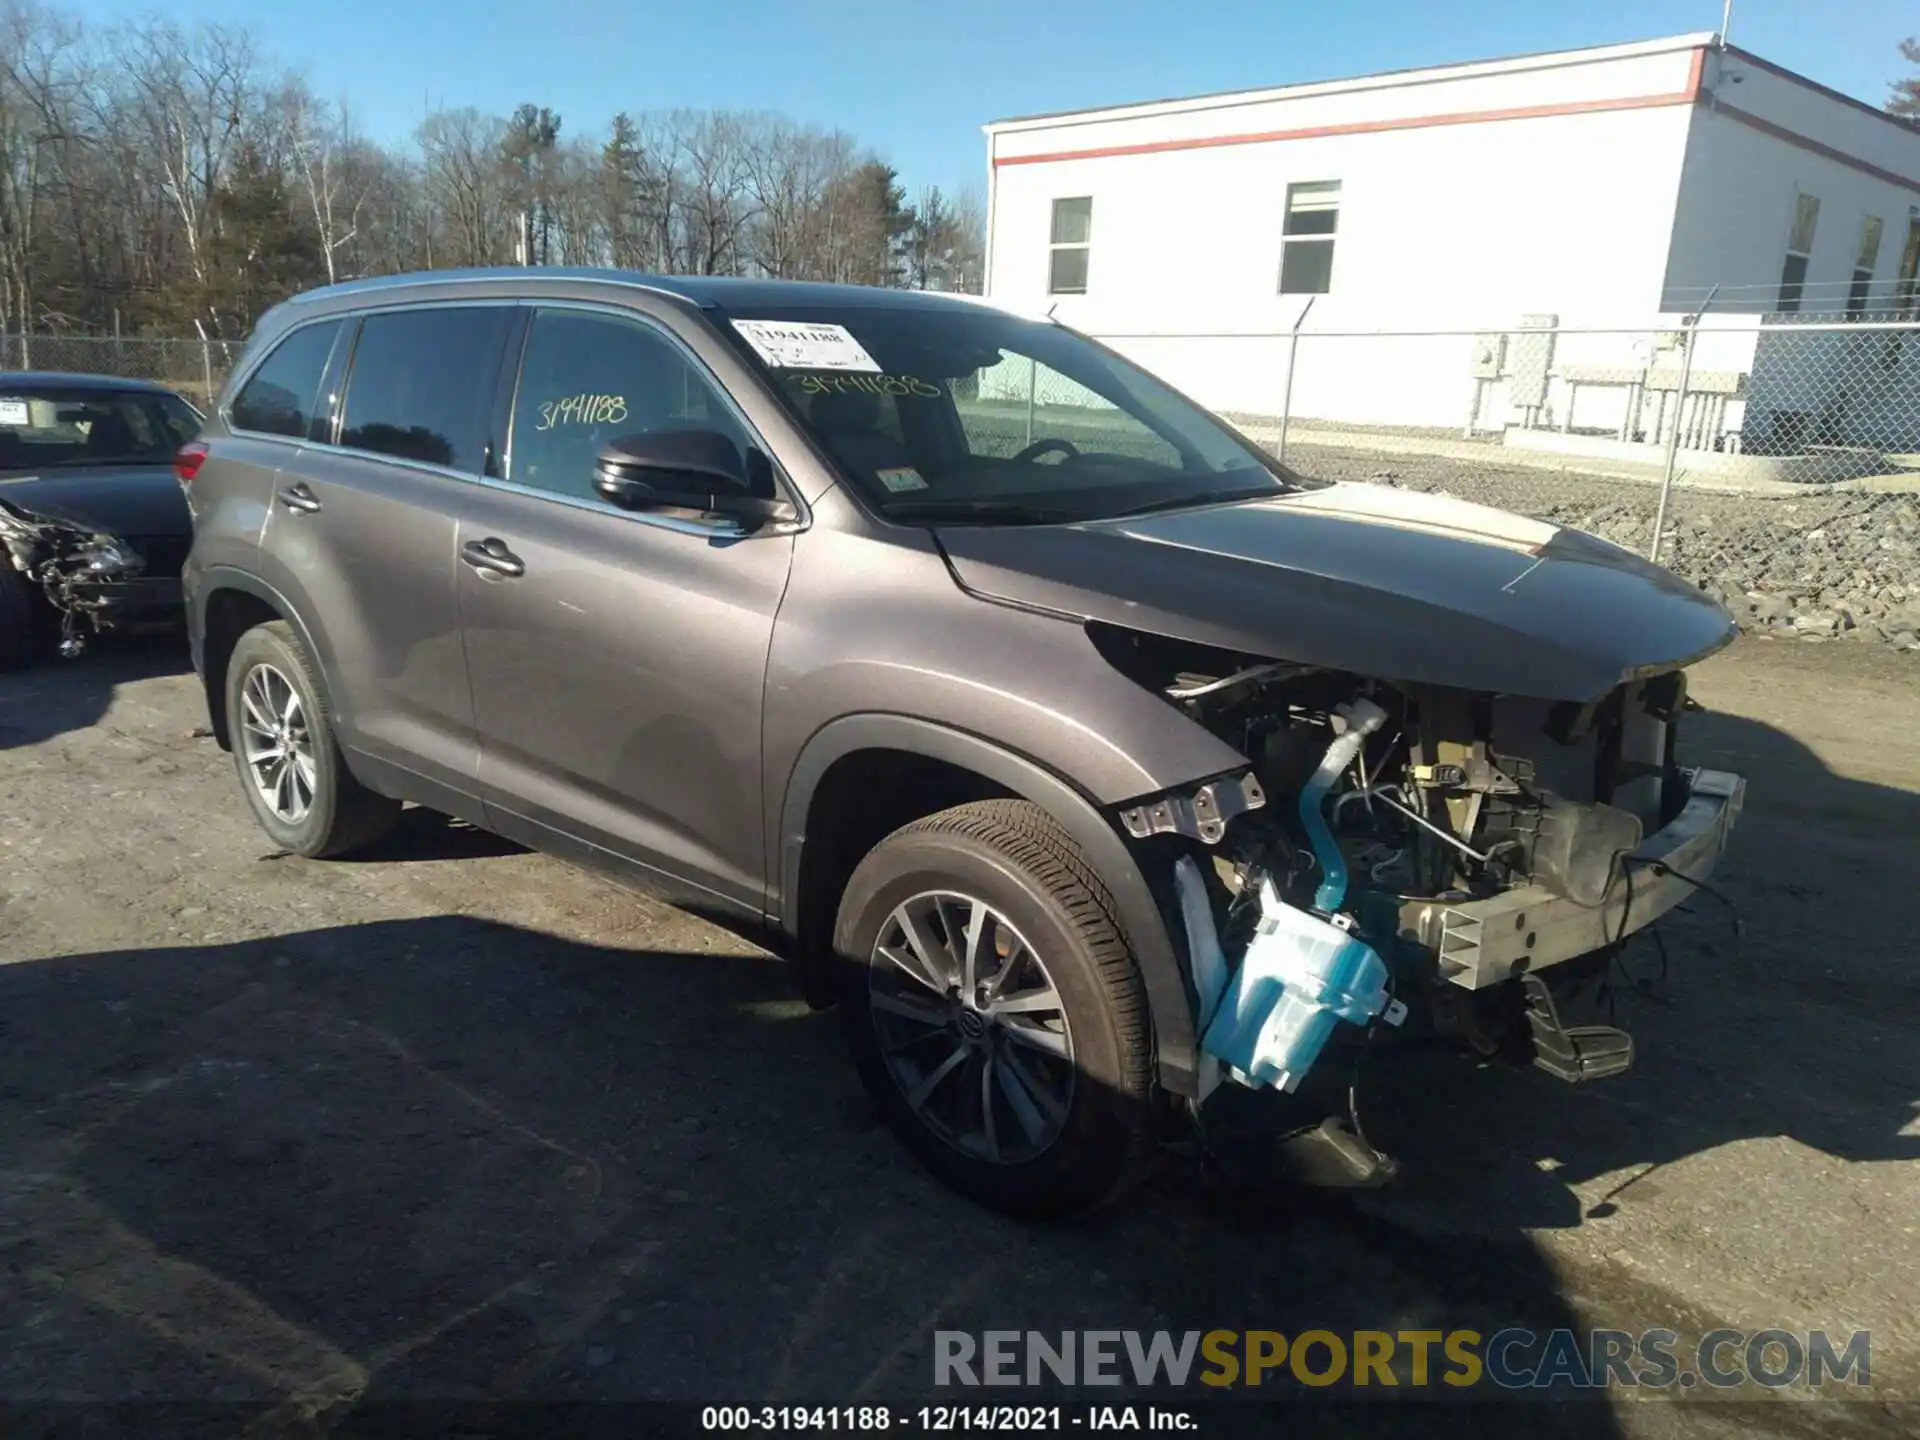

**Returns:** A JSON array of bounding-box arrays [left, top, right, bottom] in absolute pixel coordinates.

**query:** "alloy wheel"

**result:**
[[239, 662, 317, 824], [868, 890, 1076, 1164]]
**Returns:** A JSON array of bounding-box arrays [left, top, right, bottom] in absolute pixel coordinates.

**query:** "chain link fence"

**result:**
[[9, 321, 1919, 649], [1, 333, 237, 412], [1093, 315, 1920, 651]]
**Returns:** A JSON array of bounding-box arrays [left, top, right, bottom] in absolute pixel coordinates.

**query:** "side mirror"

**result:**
[[593, 431, 796, 526]]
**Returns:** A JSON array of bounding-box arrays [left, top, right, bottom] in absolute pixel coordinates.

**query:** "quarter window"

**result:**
[[1777, 191, 1820, 314], [229, 321, 341, 439], [1048, 197, 1092, 295], [1279, 181, 1341, 296], [508, 308, 758, 503], [338, 307, 515, 472]]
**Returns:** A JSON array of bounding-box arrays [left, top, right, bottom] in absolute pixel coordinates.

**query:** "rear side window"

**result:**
[[338, 307, 514, 473], [229, 321, 341, 438]]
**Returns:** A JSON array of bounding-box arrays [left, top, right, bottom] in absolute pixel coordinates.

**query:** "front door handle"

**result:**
[[276, 482, 322, 514], [460, 537, 525, 579]]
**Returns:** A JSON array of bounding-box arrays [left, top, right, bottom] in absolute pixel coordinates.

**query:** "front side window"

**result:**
[[0, 388, 200, 470], [1279, 180, 1340, 296], [1778, 191, 1821, 314], [725, 303, 1295, 525], [1048, 197, 1092, 295], [229, 320, 341, 438], [508, 307, 759, 502], [338, 307, 515, 472]]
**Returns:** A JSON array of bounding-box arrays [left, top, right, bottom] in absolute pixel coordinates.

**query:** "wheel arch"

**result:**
[[777, 714, 1198, 1097], [193, 568, 333, 751]]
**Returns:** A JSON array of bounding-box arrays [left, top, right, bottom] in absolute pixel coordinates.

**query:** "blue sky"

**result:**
[[80, 0, 1919, 196]]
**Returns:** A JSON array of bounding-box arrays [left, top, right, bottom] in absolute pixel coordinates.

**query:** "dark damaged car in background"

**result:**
[[0, 373, 201, 669], [181, 271, 1746, 1216]]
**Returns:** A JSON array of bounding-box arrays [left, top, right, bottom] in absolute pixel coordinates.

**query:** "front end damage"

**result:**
[[1100, 624, 1745, 1183], [0, 499, 166, 656]]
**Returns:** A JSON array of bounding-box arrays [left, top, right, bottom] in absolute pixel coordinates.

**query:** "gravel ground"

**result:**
[[0, 635, 1915, 1438], [1287, 440, 1920, 646]]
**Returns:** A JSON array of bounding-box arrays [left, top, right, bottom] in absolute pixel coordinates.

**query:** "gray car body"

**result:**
[[183, 268, 1736, 1098]]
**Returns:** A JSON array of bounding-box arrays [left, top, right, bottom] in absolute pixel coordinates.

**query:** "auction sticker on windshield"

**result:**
[[732, 319, 881, 373], [0, 399, 29, 426]]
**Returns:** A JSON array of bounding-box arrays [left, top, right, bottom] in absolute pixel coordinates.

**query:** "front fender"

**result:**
[[778, 714, 1201, 1098]]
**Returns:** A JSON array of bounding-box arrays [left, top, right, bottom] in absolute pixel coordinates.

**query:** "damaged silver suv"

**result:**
[[181, 270, 1745, 1216]]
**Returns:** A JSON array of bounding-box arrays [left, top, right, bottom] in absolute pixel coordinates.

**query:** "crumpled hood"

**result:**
[[0, 466, 189, 539], [934, 482, 1736, 701]]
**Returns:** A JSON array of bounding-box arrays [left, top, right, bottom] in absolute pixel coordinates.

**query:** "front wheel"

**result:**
[[224, 620, 399, 857], [833, 800, 1156, 1217]]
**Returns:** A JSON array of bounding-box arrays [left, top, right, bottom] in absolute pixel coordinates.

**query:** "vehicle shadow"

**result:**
[[0, 631, 192, 751], [0, 917, 1617, 1436], [344, 806, 530, 864]]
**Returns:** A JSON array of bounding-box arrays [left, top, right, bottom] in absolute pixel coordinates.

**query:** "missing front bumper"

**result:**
[[1399, 768, 1746, 991]]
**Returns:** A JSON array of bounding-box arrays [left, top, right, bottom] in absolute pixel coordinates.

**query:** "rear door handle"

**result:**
[[276, 482, 322, 514], [460, 537, 525, 579]]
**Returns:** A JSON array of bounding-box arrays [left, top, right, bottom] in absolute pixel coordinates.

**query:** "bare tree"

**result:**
[[547, 135, 603, 266], [281, 80, 371, 284], [417, 105, 509, 267], [114, 20, 259, 333], [0, 0, 974, 340], [672, 110, 756, 275], [0, 1, 85, 342], [746, 118, 855, 279]]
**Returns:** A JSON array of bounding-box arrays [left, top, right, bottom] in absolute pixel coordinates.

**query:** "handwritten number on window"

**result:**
[[536, 393, 629, 431]]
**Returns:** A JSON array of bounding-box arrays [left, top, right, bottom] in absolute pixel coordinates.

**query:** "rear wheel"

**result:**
[[833, 800, 1156, 1217], [224, 621, 399, 857]]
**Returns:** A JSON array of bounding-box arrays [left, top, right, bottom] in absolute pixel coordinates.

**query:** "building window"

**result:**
[[1048, 197, 1092, 295], [1848, 216, 1884, 318], [1777, 190, 1820, 314], [1897, 212, 1920, 314], [1279, 180, 1341, 295]]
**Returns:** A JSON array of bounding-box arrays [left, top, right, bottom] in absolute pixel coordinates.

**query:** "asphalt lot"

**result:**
[[0, 633, 1915, 1437]]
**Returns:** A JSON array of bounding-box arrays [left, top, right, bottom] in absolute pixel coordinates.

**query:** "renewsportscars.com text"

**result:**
[[933, 1328, 1872, 1392]]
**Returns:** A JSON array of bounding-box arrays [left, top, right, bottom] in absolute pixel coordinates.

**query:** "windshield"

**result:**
[[720, 303, 1298, 524], [0, 387, 201, 470]]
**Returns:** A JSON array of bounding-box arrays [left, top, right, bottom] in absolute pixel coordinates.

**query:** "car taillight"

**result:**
[[173, 441, 208, 485]]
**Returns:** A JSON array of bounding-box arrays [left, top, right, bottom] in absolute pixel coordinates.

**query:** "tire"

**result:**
[[0, 552, 56, 671], [224, 620, 399, 857], [833, 799, 1156, 1217]]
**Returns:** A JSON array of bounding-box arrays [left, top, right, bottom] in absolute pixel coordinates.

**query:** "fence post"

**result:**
[[1275, 296, 1316, 467], [1650, 286, 1717, 565], [193, 319, 215, 408], [1024, 355, 1037, 448]]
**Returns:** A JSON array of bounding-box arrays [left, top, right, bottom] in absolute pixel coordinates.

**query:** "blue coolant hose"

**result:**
[[1302, 697, 1389, 913]]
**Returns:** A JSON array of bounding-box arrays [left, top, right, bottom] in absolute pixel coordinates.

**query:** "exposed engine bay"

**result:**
[[1093, 621, 1745, 1169], [0, 498, 153, 655], [1168, 648, 1686, 905]]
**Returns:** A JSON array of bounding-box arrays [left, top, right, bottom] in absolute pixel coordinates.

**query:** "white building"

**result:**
[[981, 34, 1920, 455]]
